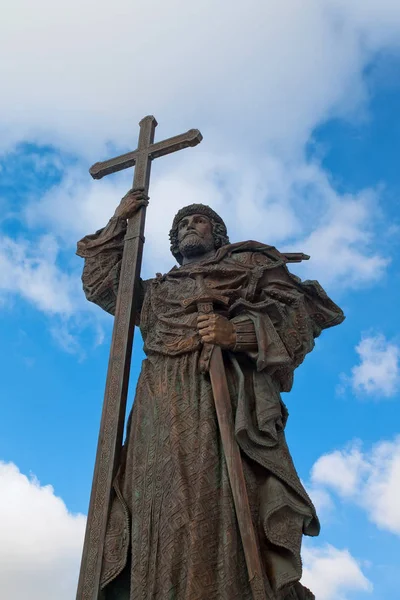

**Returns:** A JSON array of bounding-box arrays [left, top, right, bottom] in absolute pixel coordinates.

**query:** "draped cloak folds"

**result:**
[[77, 217, 344, 600]]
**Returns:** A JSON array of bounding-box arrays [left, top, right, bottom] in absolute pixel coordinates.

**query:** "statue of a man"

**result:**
[[77, 191, 345, 600]]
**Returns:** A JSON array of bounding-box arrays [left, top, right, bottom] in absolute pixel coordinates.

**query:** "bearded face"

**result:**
[[177, 213, 216, 259]]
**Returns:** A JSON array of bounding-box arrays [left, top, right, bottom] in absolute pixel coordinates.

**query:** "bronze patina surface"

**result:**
[[77, 120, 344, 600]]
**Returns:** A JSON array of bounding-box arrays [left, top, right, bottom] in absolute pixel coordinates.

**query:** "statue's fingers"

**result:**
[[202, 334, 213, 343], [197, 318, 211, 329], [197, 314, 209, 322], [123, 188, 146, 202], [199, 328, 212, 337], [131, 199, 147, 210], [199, 325, 213, 335]]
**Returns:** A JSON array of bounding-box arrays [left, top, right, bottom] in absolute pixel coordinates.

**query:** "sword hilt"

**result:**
[[197, 300, 216, 374], [181, 274, 230, 374]]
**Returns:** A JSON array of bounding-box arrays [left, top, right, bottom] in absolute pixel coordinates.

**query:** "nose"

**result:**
[[184, 217, 197, 230]]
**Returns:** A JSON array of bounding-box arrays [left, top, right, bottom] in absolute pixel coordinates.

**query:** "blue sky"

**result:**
[[1, 2, 400, 599]]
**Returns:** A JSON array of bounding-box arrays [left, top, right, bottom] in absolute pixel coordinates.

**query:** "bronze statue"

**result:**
[[77, 188, 344, 599]]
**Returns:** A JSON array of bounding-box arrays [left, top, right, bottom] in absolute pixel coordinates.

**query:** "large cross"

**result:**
[[77, 116, 202, 600]]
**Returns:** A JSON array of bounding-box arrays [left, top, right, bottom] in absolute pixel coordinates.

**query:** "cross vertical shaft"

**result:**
[[132, 115, 156, 192], [76, 116, 202, 600]]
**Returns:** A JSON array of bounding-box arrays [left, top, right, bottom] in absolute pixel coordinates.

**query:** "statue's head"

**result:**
[[169, 204, 230, 265]]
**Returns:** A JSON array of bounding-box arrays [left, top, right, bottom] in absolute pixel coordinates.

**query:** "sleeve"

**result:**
[[230, 314, 258, 352], [229, 253, 345, 391], [76, 216, 147, 318]]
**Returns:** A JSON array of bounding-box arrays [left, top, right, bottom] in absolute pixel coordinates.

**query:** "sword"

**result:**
[[183, 274, 275, 600]]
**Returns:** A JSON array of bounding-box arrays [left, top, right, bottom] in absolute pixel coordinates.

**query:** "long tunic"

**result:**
[[77, 217, 344, 600]]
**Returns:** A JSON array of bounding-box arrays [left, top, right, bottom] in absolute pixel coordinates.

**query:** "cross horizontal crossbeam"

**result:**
[[90, 126, 202, 180]]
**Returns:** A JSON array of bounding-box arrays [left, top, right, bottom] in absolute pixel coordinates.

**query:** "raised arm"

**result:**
[[76, 190, 149, 316]]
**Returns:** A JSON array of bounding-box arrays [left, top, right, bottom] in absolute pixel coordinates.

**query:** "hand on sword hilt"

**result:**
[[181, 274, 231, 373]]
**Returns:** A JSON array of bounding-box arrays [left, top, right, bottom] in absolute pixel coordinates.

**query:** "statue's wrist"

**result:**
[[226, 324, 237, 349], [231, 319, 258, 352]]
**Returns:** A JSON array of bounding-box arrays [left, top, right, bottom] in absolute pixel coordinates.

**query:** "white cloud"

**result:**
[[0, 232, 107, 354], [326, 0, 400, 49], [25, 168, 124, 242], [3, 0, 400, 156], [305, 484, 335, 518], [0, 460, 375, 600], [0, 0, 375, 156], [293, 193, 389, 288], [0, 0, 399, 160], [362, 438, 400, 535], [50, 321, 86, 359], [311, 436, 400, 536], [311, 444, 368, 497], [302, 544, 372, 600], [0, 233, 80, 315], [0, 462, 85, 600], [25, 151, 388, 288], [350, 334, 400, 398], [1, 0, 398, 314]]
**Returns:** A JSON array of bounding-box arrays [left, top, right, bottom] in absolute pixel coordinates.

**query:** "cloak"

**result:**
[[77, 225, 344, 600]]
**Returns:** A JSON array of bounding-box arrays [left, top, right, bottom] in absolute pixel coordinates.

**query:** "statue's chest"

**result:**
[[139, 258, 256, 343], [151, 265, 249, 315]]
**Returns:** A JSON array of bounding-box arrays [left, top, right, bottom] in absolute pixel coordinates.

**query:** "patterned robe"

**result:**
[[77, 217, 344, 600]]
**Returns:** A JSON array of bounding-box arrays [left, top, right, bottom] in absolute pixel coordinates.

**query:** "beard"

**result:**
[[179, 232, 215, 259]]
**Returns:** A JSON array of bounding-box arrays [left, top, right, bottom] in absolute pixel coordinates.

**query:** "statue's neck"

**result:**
[[181, 249, 216, 265]]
